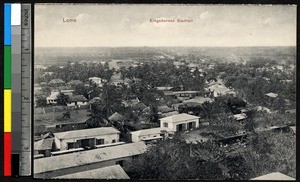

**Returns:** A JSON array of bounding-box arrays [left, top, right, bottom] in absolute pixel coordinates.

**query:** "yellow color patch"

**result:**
[[4, 90, 11, 132]]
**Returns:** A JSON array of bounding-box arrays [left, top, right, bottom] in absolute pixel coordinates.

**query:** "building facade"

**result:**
[[53, 127, 120, 151], [160, 113, 200, 132]]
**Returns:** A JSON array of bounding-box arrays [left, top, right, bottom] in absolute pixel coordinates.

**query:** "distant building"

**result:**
[[34, 142, 148, 178], [34, 138, 55, 158], [66, 95, 88, 107], [48, 79, 66, 87], [160, 113, 200, 132], [67, 80, 83, 87], [89, 77, 106, 87], [53, 127, 121, 151], [251, 172, 295, 181], [46, 90, 60, 104], [231, 113, 247, 122], [130, 127, 173, 144], [173, 91, 201, 98], [46, 88, 74, 104], [54, 165, 130, 179]]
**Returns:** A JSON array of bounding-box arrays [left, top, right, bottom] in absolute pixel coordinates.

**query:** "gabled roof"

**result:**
[[68, 95, 87, 102], [48, 79, 65, 84], [160, 113, 200, 123], [157, 105, 173, 113], [108, 112, 124, 122], [34, 138, 54, 151], [251, 172, 295, 180], [132, 102, 147, 111], [54, 127, 120, 140], [34, 142, 147, 174], [54, 165, 130, 179], [89, 97, 101, 104], [67, 80, 83, 85], [131, 127, 173, 136]]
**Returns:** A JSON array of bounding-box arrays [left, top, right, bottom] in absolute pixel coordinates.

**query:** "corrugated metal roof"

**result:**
[[54, 127, 120, 140], [34, 142, 147, 174], [54, 165, 130, 179]]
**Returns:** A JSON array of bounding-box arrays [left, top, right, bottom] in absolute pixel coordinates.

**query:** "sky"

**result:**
[[35, 4, 296, 47]]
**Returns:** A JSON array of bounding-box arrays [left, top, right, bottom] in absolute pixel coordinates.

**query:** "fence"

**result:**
[[35, 104, 90, 114]]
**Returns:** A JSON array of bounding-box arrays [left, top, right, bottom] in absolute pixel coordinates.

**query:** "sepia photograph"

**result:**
[[33, 4, 296, 180]]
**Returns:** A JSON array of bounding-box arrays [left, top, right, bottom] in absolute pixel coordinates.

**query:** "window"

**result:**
[[96, 139, 104, 145], [67, 142, 76, 149], [163, 123, 168, 127], [116, 160, 124, 167]]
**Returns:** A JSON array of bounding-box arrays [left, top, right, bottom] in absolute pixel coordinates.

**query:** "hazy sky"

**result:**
[[35, 4, 296, 47]]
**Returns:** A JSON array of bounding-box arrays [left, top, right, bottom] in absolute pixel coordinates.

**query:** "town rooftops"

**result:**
[[48, 79, 65, 84], [183, 97, 213, 104], [160, 113, 200, 123], [266, 92, 278, 98], [34, 142, 147, 174], [251, 172, 295, 180], [68, 95, 87, 102], [34, 138, 54, 151], [54, 165, 130, 179], [54, 127, 120, 140], [131, 127, 173, 136]]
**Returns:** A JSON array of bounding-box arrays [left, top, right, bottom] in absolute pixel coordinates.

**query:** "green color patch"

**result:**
[[4, 46, 11, 89]]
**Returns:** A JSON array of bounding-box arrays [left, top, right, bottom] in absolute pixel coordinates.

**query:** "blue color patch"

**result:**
[[4, 4, 11, 45]]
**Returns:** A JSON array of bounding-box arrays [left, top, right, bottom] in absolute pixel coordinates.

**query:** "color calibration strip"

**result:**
[[4, 3, 22, 177], [4, 3, 12, 177]]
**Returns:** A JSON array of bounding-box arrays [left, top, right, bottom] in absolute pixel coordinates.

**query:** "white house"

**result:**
[[46, 90, 60, 104], [89, 77, 106, 87], [53, 127, 120, 151], [130, 127, 173, 144], [160, 113, 200, 132]]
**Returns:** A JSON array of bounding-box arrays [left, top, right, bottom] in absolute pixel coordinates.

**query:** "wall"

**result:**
[[131, 132, 162, 143], [58, 133, 119, 151], [160, 118, 199, 132]]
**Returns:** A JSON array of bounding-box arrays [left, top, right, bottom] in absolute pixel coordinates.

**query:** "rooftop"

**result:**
[[251, 172, 295, 180], [34, 138, 54, 151], [183, 97, 213, 104], [266, 92, 278, 98], [48, 79, 65, 84], [108, 112, 124, 122], [35, 109, 90, 126], [54, 165, 130, 179], [131, 127, 173, 136], [68, 95, 87, 102], [160, 113, 200, 123], [54, 127, 120, 140], [34, 142, 147, 174]]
